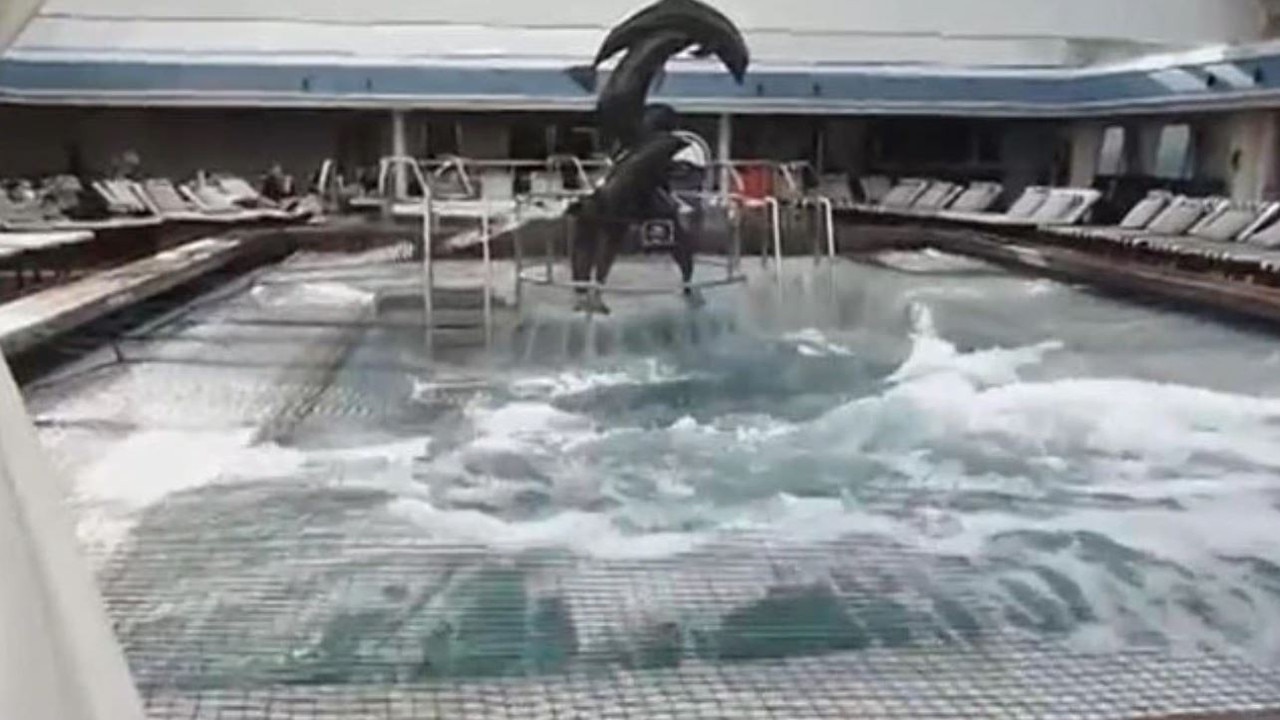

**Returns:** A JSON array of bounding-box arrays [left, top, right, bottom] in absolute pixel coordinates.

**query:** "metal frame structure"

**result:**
[[510, 131, 765, 312], [365, 150, 842, 339]]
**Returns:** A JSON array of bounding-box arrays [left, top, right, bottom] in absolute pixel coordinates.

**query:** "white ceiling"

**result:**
[[0, 0, 43, 53], [2, 0, 1273, 68]]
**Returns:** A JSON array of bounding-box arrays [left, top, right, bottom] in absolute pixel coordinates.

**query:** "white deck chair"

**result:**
[[1030, 188, 1101, 226], [1043, 190, 1175, 245], [1246, 213, 1280, 249], [880, 178, 931, 209], [818, 174, 856, 208], [948, 182, 1003, 213], [935, 185, 1050, 226], [104, 180, 151, 215], [180, 182, 259, 220], [1085, 195, 1221, 251], [141, 179, 219, 222], [213, 176, 262, 205], [858, 175, 893, 204], [1119, 191, 1175, 230], [1005, 186, 1052, 219], [911, 181, 964, 212], [1190, 201, 1278, 242], [1144, 200, 1280, 253], [1144, 196, 1220, 236]]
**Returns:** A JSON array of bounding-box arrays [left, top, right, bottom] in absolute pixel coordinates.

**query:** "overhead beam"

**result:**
[[0, 0, 44, 55]]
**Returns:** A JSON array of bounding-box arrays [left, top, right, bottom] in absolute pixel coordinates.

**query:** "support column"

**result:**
[[1193, 111, 1280, 201], [390, 109, 408, 197], [1234, 111, 1279, 201], [717, 113, 732, 194], [1067, 122, 1104, 188]]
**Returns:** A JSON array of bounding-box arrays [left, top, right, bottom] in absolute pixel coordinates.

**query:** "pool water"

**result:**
[[27, 248, 1280, 689]]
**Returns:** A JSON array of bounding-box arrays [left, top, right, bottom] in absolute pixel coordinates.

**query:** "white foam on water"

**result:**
[[507, 358, 688, 400], [250, 281, 376, 309], [387, 499, 708, 560], [783, 328, 856, 357], [874, 248, 998, 274], [70, 428, 305, 553]]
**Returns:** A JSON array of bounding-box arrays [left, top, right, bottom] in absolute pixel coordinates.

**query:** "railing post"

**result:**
[[480, 197, 493, 349], [422, 184, 434, 356]]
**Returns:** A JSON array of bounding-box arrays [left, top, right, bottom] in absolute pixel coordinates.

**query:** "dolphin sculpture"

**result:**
[[577, 133, 690, 218], [563, 0, 746, 313], [565, 0, 749, 92], [595, 30, 696, 149], [594, 0, 749, 83], [567, 133, 691, 313]]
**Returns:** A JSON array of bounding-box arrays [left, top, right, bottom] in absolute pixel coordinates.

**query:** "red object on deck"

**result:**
[[739, 164, 775, 199]]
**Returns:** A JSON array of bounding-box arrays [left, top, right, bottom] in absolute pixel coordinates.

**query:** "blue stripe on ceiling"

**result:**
[[1, 56, 1278, 114]]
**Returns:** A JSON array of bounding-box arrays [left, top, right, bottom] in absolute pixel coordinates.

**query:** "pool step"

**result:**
[[374, 285, 509, 347]]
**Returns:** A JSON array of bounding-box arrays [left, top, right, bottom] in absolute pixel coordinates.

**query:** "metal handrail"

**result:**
[[546, 154, 593, 191], [431, 155, 477, 199], [801, 196, 837, 261], [376, 156, 431, 200]]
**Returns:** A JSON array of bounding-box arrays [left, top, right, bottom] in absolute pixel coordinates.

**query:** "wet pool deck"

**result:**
[[0, 237, 257, 357]]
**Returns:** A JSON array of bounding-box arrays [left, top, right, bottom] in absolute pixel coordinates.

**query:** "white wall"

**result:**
[[10, 0, 1268, 68]]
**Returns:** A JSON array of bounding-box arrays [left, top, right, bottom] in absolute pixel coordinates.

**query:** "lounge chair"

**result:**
[[180, 181, 267, 222], [817, 174, 857, 208], [946, 182, 1003, 213], [1029, 188, 1102, 225], [880, 178, 931, 209], [1043, 194, 1218, 250], [936, 186, 1098, 227], [91, 180, 151, 217], [1137, 200, 1280, 258], [858, 175, 893, 204], [910, 181, 964, 212], [138, 179, 220, 222]]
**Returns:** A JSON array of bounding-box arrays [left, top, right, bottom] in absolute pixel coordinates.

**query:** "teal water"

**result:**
[[32, 250, 1280, 688]]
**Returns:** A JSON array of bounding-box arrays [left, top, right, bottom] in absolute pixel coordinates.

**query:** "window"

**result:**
[[1154, 123, 1193, 180], [1098, 125, 1126, 175]]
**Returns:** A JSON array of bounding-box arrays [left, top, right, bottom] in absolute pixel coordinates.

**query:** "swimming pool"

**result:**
[[27, 247, 1280, 717]]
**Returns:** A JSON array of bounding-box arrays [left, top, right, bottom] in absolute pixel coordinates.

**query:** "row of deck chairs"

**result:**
[[0, 174, 315, 290], [1044, 191, 1280, 271], [2, 174, 314, 231], [852, 176, 1102, 228], [848, 173, 1280, 273]]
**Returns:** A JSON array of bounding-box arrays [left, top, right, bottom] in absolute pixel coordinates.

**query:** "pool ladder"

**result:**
[[379, 156, 497, 355]]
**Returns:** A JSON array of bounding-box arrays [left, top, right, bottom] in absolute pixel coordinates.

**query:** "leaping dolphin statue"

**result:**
[[562, 0, 746, 313], [572, 133, 690, 220], [595, 30, 697, 149], [567, 133, 692, 313], [565, 0, 750, 92], [595, 0, 749, 82]]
